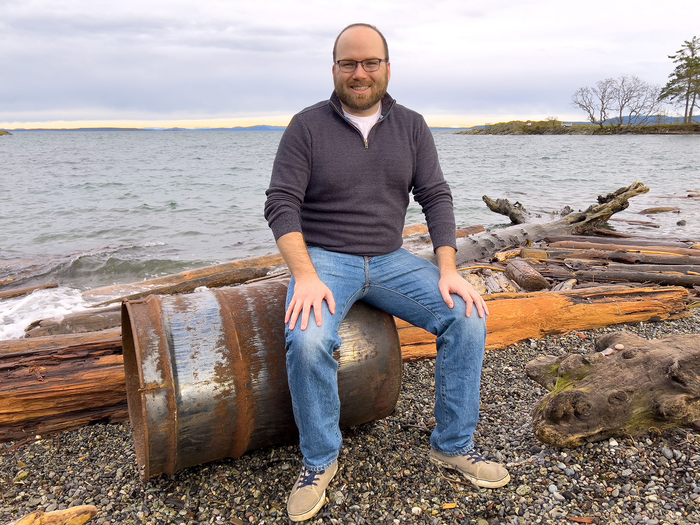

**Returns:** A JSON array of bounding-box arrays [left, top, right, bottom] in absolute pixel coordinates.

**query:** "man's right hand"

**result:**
[[276, 232, 336, 331], [285, 275, 336, 331]]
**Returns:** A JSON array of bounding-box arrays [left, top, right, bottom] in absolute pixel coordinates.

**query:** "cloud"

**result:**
[[1, 0, 698, 126]]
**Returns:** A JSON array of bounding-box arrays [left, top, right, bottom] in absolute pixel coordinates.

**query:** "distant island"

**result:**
[[458, 119, 700, 135]]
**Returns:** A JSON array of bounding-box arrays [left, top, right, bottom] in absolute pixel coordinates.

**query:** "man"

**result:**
[[264, 23, 510, 522]]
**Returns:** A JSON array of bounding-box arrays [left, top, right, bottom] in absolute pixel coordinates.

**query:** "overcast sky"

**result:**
[[1, 0, 698, 128]]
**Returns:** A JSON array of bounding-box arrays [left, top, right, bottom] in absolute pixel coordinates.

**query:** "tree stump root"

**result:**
[[526, 330, 700, 447]]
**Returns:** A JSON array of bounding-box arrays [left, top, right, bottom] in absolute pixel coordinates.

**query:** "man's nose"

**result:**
[[351, 64, 369, 79]]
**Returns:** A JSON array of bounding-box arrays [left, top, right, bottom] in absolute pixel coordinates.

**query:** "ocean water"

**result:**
[[1, 130, 699, 339]]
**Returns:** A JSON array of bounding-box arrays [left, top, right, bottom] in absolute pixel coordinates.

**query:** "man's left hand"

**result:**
[[435, 245, 489, 318], [438, 271, 489, 318]]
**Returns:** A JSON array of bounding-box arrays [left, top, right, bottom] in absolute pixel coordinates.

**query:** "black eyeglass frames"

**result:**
[[335, 59, 388, 73]]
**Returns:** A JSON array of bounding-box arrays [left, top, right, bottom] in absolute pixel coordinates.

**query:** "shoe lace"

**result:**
[[298, 468, 321, 488], [464, 449, 486, 463]]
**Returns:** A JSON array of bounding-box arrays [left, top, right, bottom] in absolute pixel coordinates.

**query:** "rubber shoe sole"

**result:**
[[429, 450, 510, 488], [289, 492, 327, 523]]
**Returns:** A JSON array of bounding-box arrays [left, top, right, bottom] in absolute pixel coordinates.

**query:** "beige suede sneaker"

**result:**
[[429, 449, 510, 488], [287, 461, 338, 522]]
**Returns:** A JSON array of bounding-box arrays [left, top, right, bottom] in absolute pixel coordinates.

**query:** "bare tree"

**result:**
[[570, 78, 616, 128], [572, 76, 662, 129], [613, 76, 663, 128], [626, 83, 663, 127]]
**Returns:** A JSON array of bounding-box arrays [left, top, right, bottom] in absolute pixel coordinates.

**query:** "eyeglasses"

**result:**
[[335, 59, 388, 73]]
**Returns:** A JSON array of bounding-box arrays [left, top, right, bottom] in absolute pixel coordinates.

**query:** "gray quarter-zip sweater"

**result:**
[[264, 92, 457, 256]]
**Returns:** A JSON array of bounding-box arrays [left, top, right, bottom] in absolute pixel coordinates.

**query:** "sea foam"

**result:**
[[0, 287, 89, 340]]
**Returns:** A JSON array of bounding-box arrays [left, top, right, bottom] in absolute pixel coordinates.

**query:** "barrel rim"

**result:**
[[121, 300, 150, 479]]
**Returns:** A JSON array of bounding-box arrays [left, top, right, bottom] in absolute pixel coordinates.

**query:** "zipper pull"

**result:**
[[364, 138, 369, 149]]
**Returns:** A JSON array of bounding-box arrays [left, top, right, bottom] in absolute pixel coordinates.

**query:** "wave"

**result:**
[[0, 244, 213, 292], [0, 287, 89, 340]]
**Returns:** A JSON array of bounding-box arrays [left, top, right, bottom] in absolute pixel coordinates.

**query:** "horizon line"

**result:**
[[3, 124, 289, 131], [0, 113, 588, 131], [2, 124, 488, 132]]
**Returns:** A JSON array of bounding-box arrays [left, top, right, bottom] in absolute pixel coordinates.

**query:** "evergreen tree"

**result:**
[[660, 36, 700, 123]]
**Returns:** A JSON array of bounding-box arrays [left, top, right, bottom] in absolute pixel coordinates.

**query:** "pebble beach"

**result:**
[[2, 310, 699, 525]]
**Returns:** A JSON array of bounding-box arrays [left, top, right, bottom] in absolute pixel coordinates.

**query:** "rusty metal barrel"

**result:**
[[121, 278, 402, 479]]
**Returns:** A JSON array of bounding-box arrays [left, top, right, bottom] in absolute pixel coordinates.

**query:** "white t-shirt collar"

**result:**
[[343, 106, 382, 140]]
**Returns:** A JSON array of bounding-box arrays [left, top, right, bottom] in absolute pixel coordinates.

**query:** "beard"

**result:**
[[334, 70, 389, 112]]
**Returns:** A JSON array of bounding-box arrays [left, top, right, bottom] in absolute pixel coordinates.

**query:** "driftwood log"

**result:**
[[540, 267, 700, 288], [90, 266, 271, 307], [0, 285, 689, 442], [82, 255, 282, 304], [548, 240, 700, 257], [505, 260, 550, 291], [25, 306, 122, 337], [564, 261, 700, 274], [526, 330, 700, 447], [543, 235, 695, 248], [396, 285, 689, 359], [482, 196, 531, 224], [522, 247, 700, 266], [0, 329, 126, 442], [0, 283, 58, 300], [413, 181, 650, 266], [10, 506, 97, 525]]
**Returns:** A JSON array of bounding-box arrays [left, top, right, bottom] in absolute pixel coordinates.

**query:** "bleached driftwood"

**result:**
[[413, 181, 650, 266]]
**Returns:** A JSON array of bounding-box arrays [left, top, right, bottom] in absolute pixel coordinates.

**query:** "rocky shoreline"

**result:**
[[2, 310, 699, 525]]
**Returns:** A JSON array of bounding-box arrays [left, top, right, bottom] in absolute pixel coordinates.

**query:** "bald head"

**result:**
[[333, 23, 389, 62]]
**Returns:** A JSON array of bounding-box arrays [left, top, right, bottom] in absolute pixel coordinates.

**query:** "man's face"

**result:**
[[333, 26, 391, 116]]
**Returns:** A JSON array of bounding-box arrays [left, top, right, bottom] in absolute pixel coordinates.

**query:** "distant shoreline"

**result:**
[[0, 125, 287, 133], [4, 122, 699, 135], [458, 121, 700, 136]]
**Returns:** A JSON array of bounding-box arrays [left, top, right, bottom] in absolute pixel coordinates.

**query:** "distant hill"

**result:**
[[9, 127, 143, 132], [142, 125, 288, 131], [602, 115, 700, 126]]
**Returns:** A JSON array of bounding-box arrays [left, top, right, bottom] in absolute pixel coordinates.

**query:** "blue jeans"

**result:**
[[285, 247, 486, 471]]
